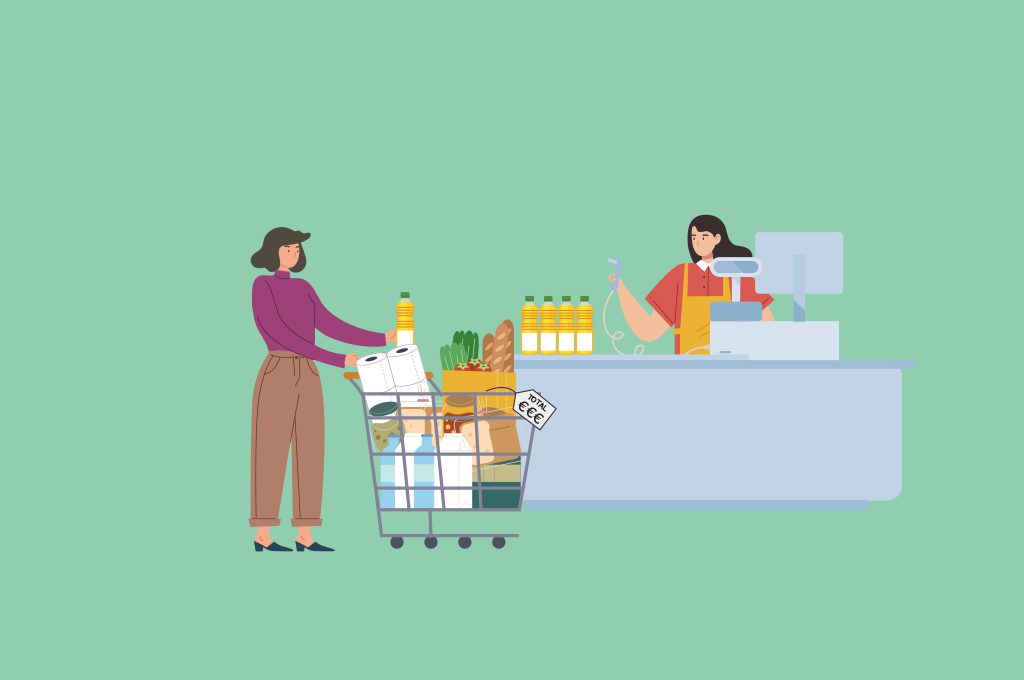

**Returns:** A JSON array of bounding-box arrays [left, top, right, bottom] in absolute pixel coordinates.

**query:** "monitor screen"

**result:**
[[754, 232, 843, 295]]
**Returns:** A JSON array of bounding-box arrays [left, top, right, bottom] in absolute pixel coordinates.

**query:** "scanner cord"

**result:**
[[603, 288, 646, 356]]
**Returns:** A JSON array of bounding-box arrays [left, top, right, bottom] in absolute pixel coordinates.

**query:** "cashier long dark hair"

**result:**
[[687, 215, 752, 262]]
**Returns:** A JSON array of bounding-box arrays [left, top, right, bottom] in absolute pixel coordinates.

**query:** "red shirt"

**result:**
[[645, 262, 774, 327]]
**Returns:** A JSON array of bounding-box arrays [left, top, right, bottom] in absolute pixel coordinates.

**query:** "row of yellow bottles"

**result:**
[[520, 295, 593, 355]]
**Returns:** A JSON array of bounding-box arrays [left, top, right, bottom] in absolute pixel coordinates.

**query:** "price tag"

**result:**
[[514, 390, 557, 430]]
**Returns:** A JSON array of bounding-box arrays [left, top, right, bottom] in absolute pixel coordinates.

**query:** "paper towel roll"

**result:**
[[356, 353, 396, 413], [387, 345, 427, 386], [388, 345, 432, 407]]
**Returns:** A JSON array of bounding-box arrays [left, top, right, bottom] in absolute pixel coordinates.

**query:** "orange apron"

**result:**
[[673, 264, 731, 355]]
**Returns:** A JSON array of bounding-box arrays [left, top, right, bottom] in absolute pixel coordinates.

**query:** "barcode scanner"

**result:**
[[608, 258, 622, 293], [603, 257, 644, 355]]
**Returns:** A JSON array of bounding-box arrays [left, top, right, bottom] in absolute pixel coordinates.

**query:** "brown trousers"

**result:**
[[250, 351, 325, 527]]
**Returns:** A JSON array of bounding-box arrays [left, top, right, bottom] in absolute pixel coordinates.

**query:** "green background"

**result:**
[[3, 1, 1019, 677]]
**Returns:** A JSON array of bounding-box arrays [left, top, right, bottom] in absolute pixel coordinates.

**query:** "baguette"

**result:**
[[493, 319, 514, 373], [491, 323, 506, 372], [482, 333, 495, 367]]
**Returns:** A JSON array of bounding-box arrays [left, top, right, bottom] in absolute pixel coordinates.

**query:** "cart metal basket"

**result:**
[[344, 372, 537, 549]]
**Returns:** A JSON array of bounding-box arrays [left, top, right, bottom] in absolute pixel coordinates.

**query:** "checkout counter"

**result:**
[[520, 232, 912, 509], [519, 355, 911, 509]]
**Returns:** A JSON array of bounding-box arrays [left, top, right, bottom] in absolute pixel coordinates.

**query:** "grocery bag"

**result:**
[[440, 371, 521, 461]]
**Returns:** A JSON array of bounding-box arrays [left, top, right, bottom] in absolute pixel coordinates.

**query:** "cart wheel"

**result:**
[[424, 537, 438, 549], [390, 537, 404, 549], [458, 536, 472, 549], [492, 537, 506, 549]]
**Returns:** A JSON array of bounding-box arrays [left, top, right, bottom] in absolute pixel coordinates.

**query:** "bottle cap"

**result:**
[[562, 295, 571, 302], [543, 295, 553, 302], [525, 295, 535, 302], [400, 292, 410, 298], [580, 295, 589, 302]]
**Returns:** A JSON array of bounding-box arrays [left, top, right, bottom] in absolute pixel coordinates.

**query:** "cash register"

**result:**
[[709, 232, 843, 360]]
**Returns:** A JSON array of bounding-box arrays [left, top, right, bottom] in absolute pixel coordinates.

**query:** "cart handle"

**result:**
[[344, 372, 434, 381]]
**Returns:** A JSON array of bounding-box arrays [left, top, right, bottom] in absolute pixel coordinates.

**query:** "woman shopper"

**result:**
[[249, 227, 396, 552]]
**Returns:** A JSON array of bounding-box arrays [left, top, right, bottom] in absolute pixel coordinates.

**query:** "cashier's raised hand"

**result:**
[[609, 273, 623, 291], [344, 353, 359, 367], [385, 328, 397, 344]]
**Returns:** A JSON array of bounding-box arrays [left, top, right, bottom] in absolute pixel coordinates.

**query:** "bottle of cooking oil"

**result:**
[[558, 296, 575, 354], [540, 296, 557, 354], [396, 292, 414, 346], [576, 295, 593, 354], [520, 296, 539, 355]]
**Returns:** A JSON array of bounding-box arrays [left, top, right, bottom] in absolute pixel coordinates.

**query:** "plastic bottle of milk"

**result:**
[[520, 296, 539, 355], [576, 295, 593, 354], [540, 296, 557, 355], [558, 296, 575, 354], [396, 292, 414, 346]]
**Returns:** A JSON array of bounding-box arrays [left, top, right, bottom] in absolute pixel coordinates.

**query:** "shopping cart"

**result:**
[[344, 372, 538, 549]]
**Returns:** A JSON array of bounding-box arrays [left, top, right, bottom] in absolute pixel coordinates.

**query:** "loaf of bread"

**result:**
[[493, 319, 514, 373], [482, 333, 495, 367]]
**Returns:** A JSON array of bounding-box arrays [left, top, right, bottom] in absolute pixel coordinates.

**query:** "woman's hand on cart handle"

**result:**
[[344, 353, 359, 368], [385, 328, 397, 344]]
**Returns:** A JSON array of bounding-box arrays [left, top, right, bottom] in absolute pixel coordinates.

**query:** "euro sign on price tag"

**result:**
[[514, 390, 557, 430]]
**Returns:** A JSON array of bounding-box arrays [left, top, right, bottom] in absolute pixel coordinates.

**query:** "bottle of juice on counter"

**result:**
[[540, 296, 557, 354], [396, 292, 414, 346], [558, 296, 575, 354], [520, 296, 539, 355], [576, 295, 593, 354]]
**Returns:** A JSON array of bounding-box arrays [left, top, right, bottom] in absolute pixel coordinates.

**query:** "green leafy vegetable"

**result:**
[[440, 345, 455, 371], [441, 329, 484, 372]]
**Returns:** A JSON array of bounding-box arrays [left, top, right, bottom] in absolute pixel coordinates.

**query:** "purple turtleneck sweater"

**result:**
[[252, 270, 386, 367]]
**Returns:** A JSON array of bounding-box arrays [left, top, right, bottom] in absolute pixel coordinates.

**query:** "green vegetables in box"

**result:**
[[440, 330, 482, 371]]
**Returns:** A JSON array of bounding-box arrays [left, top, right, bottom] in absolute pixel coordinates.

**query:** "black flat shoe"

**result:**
[[254, 541, 293, 552], [296, 541, 334, 552]]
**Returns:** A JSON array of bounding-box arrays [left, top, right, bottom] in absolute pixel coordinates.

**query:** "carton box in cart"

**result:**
[[439, 434, 473, 509]]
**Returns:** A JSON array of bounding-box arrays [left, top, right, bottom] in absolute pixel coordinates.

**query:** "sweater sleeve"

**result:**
[[308, 285, 387, 348], [252, 279, 349, 367]]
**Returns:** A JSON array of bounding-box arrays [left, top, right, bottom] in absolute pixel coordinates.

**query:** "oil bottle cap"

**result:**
[[580, 295, 589, 302], [562, 295, 571, 302], [400, 292, 410, 298], [543, 295, 553, 302], [525, 295, 535, 302]]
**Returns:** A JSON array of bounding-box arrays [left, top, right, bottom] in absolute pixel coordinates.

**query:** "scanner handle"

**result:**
[[608, 257, 622, 293]]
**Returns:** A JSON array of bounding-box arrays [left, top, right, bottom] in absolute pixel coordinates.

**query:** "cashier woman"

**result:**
[[611, 215, 774, 355]]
